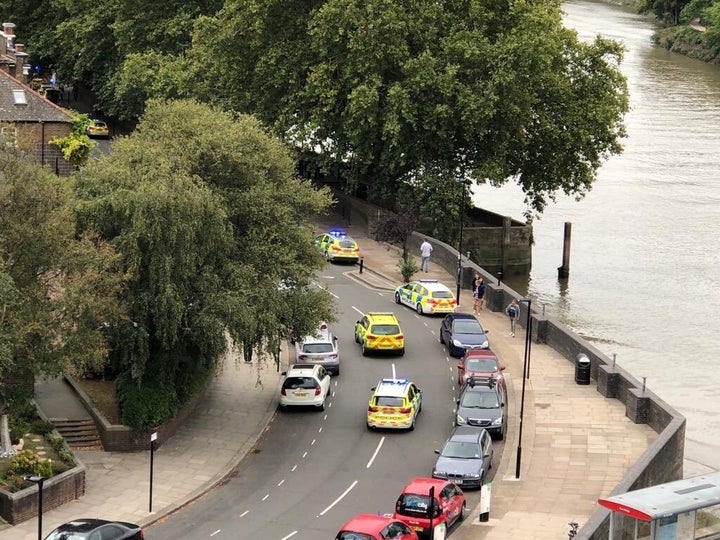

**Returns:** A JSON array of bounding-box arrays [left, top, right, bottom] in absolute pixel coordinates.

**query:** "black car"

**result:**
[[439, 313, 490, 357], [44, 519, 144, 540], [432, 426, 494, 489], [455, 377, 507, 440]]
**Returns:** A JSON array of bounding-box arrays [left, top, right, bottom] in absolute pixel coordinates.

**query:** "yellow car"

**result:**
[[366, 378, 423, 431], [314, 229, 360, 263], [354, 312, 404, 356], [394, 279, 456, 315], [86, 119, 110, 138]]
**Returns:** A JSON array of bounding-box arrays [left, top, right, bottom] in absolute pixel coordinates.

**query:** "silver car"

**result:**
[[295, 322, 340, 375], [432, 426, 493, 489]]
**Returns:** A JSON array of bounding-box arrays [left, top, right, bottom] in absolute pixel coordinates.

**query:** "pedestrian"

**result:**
[[473, 275, 485, 313], [420, 239, 433, 273], [506, 298, 520, 337]]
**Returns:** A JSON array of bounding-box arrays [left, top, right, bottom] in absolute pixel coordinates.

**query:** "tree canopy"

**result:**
[[72, 99, 335, 429]]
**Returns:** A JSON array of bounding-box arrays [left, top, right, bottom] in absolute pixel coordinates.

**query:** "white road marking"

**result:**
[[332, 391, 336, 397], [281, 531, 298, 540], [449, 366, 453, 372], [291, 465, 297, 472], [324, 414, 328, 420], [311, 439, 316, 445], [392, 363, 396, 379], [210, 530, 221, 537], [278, 479, 285, 486], [240, 510, 249, 518], [318, 427, 323, 433], [329, 291, 339, 299], [319, 480, 359, 516], [302, 452, 308, 458], [352, 306, 364, 316], [328, 402, 332, 407], [367, 437, 385, 469], [262, 494, 269, 501]]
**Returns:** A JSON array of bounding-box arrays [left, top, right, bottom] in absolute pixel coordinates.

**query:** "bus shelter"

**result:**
[[598, 472, 720, 540]]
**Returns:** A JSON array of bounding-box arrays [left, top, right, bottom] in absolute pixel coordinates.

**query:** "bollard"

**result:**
[[478, 481, 491, 522], [359, 257, 364, 274]]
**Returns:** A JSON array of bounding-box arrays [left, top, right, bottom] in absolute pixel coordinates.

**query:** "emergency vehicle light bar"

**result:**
[[381, 378, 408, 384]]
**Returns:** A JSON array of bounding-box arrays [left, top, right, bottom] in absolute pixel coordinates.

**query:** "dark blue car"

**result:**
[[439, 313, 490, 357]]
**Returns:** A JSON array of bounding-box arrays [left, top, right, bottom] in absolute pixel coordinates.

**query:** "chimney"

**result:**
[[2, 22, 15, 52], [14, 44, 28, 83]]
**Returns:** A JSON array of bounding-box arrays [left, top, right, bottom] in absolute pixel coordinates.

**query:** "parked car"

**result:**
[[439, 312, 489, 357], [455, 376, 507, 440], [279, 364, 331, 410], [44, 519, 144, 540], [393, 477, 466, 539], [336, 513, 419, 540], [295, 321, 340, 375], [457, 349, 506, 388], [432, 426, 493, 489], [394, 279, 456, 315]]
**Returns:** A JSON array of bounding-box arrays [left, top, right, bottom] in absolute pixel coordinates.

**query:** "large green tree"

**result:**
[[73, 99, 334, 429], [183, 0, 628, 215]]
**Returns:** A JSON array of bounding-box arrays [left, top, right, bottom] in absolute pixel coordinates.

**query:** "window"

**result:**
[[12, 89, 26, 105], [370, 324, 400, 335], [376, 396, 404, 407], [302, 343, 333, 354], [0, 127, 17, 148]]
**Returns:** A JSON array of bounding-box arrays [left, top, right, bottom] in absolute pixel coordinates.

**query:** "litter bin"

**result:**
[[575, 353, 591, 385]]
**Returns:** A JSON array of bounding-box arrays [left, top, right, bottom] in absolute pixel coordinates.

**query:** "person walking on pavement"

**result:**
[[506, 298, 520, 337], [420, 240, 433, 273], [473, 275, 485, 313]]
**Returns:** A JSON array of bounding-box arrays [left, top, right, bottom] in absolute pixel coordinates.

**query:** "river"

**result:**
[[471, 0, 720, 474]]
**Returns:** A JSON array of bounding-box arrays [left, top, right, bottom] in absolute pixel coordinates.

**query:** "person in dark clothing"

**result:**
[[506, 299, 520, 337], [473, 275, 486, 313]]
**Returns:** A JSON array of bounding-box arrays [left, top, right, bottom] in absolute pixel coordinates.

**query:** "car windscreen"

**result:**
[[282, 377, 317, 390], [460, 390, 499, 409], [44, 533, 85, 540], [339, 240, 356, 248], [441, 441, 481, 459], [302, 343, 334, 354], [431, 290, 453, 299], [376, 396, 404, 407], [466, 359, 498, 372], [370, 324, 400, 335], [336, 533, 373, 540], [453, 320, 484, 334]]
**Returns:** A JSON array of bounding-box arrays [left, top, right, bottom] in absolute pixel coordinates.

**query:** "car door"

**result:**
[[318, 367, 331, 397], [480, 430, 493, 476], [440, 315, 451, 343], [356, 316, 368, 343], [410, 384, 422, 415], [441, 485, 462, 526], [398, 283, 413, 306]]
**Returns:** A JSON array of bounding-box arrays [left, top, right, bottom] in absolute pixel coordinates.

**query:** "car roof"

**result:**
[[412, 279, 452, 291], [402, 477, 449, 495], [462, 381, 498, 393], [463, 349, 498, 360], [286, 364, 323, 376], [300, 323, 333, 343], [448, 312, 478, 321], [374, 378, 413, 397], [449, 425, 487, 443], [340, 513, 399, 532], [52, 519, 113, 532], [365, 312, 399, 323]]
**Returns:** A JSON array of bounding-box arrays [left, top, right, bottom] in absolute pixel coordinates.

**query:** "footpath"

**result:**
[[2, 224, 657, 540]]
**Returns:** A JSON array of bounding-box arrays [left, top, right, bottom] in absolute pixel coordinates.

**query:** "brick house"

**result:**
[[0, 22, 74, 176]]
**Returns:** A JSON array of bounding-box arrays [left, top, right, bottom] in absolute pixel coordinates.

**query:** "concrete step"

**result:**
[[51, 419, 103, 450]]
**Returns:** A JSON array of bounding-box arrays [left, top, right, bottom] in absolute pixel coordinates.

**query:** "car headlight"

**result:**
[[452, 339, 463, 347], [456, 414, 466, 425], [492, 416, 503, 426], [481, 340, 489, 349]]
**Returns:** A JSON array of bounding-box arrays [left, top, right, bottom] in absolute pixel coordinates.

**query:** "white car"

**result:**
[[279, 364, 331, 410], [295, 322, 340, 375]]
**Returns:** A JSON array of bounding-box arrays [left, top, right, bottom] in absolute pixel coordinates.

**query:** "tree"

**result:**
[[72, 99, 335, 429], [183, 0, 628, 216], [0, 151, 125, 426], [639, 0, 692, 25]]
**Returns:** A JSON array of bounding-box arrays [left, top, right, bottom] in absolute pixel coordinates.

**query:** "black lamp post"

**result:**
[[25, 475, 47, 540], [456, 179, 472, 305], [515, 298, 532, 479]]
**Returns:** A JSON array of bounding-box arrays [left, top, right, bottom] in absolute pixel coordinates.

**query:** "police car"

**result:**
[[354, 312, 405, 356], [314, 229, 360, 263], [366, 378, 423, 431], [394, 279, 457, 315]]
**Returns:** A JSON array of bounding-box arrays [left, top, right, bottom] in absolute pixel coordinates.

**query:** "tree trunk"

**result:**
[[0, 414, 16, 458]]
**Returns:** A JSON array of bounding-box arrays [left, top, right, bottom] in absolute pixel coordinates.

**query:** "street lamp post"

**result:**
[[456, 179, 471, 305], [515, 298, 532, 479], [25, 475, 47, 540]]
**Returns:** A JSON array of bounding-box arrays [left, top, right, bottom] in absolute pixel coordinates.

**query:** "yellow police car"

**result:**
[[394, 279, 457, 315], [314, 229, 360, 264], [366, 378, 423, 431], [354, 312, 404, 356]]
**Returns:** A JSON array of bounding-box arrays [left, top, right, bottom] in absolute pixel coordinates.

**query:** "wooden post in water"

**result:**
[[558, 222, 571, 278]]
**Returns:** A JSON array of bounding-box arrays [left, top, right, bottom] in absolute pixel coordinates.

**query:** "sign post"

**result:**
[[479, 481, 492, 522], [149, 431, 157, 513]]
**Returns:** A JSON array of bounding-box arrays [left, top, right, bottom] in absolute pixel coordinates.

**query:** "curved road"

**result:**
[[149, 264, 506, 539]]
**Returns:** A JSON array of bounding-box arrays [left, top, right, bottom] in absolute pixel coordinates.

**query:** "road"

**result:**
[[148, 264, 507, 539]]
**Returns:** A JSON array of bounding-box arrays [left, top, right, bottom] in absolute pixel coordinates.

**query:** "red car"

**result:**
[[336, 514, 419, 540], [457, 349, 506, 388], [393, 478, 466, 539]]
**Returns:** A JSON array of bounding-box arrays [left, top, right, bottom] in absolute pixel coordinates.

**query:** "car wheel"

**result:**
[[325, 250, 331, 262], [354, 332, 359, 344], [318, 393, 327, 411], [366, 422, 374, 431], [439, 331, 445, 345], [398, 348, 405, 356], [498, 425, 505, 441], [335, 368, 340, 376], [418, 401, 422, 414], [416, 303, 423, 315], [394, 292, 401, 304], [361, 342, 369, 357], [459, 502, 467, 522], [409, 417, 415, 431]]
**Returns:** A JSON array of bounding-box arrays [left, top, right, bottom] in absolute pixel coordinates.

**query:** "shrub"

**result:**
[[116, 372, 178, 432], [9, 450, 52, 478], [397, 253, 420, 283], [47, 434, 76, 467], [29, 420, 56, 436]]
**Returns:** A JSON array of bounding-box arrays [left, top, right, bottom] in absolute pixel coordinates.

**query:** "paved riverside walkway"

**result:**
[[2, 223, 656, 540]]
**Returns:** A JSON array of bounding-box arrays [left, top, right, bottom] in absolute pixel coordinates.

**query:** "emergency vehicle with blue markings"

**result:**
[[366, 378, 423, 431]]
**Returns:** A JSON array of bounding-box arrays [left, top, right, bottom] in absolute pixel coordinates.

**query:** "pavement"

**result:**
[[2, 223, 659, 540]]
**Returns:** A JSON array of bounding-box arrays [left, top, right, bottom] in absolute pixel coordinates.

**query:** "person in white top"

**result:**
[[420, 240, 433, 272]]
